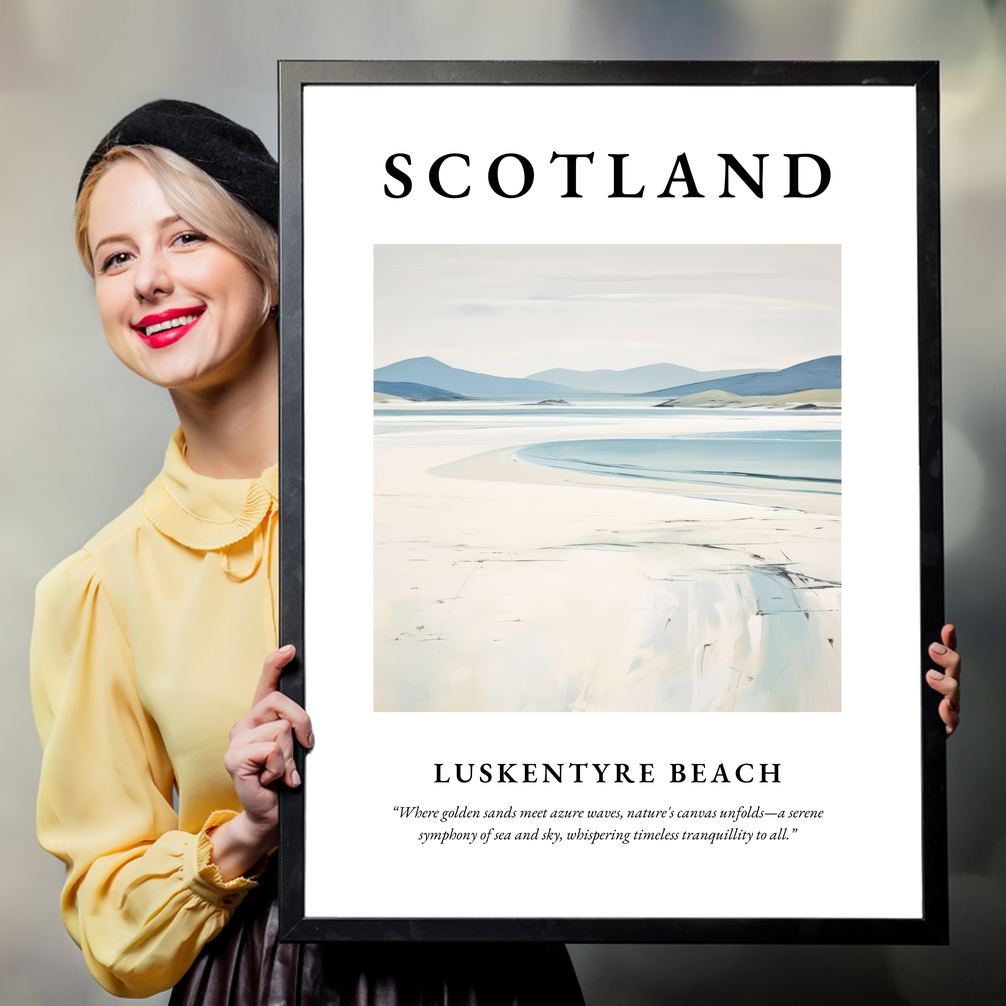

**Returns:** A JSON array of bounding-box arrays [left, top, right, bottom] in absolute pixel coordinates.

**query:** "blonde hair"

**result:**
[[75, 145, 278, 322]]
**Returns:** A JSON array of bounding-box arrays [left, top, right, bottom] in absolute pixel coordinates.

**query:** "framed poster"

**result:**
[[277, 61, 946, 943]]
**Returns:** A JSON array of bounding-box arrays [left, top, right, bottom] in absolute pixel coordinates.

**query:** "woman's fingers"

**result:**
[[941, 623, 958, 653], [924, 681, 960, 736], [223, 644, 312, 816], [255, 691, 313, 748], [259, 742, 289, 787], [232, 689, 314, 750], [926, 667, 959, 704], [241, 644, 314, 749], [218, 647, 309, 847], [224, 738, 287, 788], [926, 670, 960, 736], [928, 630, 961, 684], [230, 719, 302, 788], [927, 623, 961, 737], [252, 644, 296, 707]]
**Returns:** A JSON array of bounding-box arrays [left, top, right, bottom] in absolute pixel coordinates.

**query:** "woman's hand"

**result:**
[[209, 645, 314, 881], [926, 624, 961, 737]]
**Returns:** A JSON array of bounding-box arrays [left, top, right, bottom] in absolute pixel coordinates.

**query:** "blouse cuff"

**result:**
[[183, 810, 269, 909]]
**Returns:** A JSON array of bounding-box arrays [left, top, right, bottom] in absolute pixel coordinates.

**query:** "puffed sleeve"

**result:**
[[31, 549, 262, 998]]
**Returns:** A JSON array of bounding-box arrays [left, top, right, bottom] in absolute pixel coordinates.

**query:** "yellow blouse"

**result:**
[[31, 429, 279, 998]]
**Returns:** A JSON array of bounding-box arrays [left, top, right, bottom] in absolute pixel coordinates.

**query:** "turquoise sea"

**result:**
[[513, 430, 841, 496]]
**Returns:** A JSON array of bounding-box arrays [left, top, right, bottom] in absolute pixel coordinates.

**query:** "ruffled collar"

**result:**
[[143, 428, 278, 551]]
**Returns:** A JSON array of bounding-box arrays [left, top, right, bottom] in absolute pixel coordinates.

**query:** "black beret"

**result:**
[[78, 99, 278, 228]]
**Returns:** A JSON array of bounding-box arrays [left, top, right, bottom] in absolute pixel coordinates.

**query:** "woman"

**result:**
[[32, 99, 962, 1002], [31, 99, 585, 1003]]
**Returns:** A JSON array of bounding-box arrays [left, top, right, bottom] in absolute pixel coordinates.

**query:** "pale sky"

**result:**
[[374, 244, 840, 376]]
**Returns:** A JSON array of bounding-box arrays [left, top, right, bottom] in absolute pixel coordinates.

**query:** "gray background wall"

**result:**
[[1, 2, 1002, 1003]]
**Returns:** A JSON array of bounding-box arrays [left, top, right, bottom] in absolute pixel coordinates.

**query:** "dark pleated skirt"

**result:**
[[169, 869, 584, 1006]]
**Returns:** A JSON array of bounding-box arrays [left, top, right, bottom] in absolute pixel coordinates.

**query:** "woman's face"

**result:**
[[87, 158, 270, 392]]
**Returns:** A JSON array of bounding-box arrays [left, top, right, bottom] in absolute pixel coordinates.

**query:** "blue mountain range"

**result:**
[[375, 381, 470, 402], [375, 355, 841, 400], [374, 357, 584, 397], [526, 363, 770, 394], [640, 356, 841, 398]]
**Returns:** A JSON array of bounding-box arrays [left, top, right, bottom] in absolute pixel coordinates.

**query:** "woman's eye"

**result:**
[[173, 231, 208, 248], [101, 251, 132, 273]]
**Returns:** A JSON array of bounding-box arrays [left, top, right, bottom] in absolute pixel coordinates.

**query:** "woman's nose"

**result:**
[[133, 249, 173, 302]]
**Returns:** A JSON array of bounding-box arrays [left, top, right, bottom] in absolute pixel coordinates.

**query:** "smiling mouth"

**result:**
[[143, 313, 198, 337], [135, 307, 206, 338]]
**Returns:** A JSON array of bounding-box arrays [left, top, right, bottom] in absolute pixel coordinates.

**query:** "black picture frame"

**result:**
[[277, 60, 945, 944]]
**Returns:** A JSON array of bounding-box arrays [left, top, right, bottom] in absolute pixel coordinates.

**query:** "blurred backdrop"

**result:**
[[1, 2, 1003, 1003]]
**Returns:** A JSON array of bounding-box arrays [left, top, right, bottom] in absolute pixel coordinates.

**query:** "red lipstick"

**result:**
[[132, 306, 205, 349]]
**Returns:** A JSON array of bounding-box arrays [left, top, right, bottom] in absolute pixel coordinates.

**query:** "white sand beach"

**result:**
[[374, 405, 841, 713]]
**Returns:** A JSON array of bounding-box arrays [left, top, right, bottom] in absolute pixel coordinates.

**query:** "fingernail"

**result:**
[[931, 643, 947, 655], [927, 670, 944, 679], [306, 732, 315, 748], [292, 768, 301, 787], [280, 644, 295, 654]]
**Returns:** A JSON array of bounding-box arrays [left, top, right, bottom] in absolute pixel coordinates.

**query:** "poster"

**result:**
[[278, 62, 945, 942]]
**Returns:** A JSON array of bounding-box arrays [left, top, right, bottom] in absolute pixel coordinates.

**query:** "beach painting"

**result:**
[[374, 245, 841, 713]]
